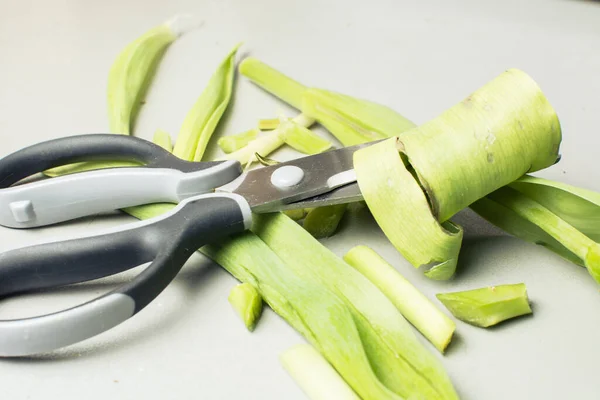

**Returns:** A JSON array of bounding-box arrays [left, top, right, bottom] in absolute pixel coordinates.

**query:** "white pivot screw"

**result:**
[[270, 166, 305, 189]]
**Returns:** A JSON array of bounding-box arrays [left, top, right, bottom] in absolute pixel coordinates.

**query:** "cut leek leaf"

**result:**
[[228, 283, 263, 331], [220, 114, 313, 164], [280, 119, 333, 155], [283, 208, 309, 221], [217, 128, 259, 153], [436, 284, 532, 328], [302, 88, 417, 146], [152, 129, 173, 152], [477, 186, 600, 283], [302, 204, 347, 238], [354, 138, 463, 280], [258, 118, 280, 130], [281, 344, 361, 400], [173, 43, 241, 161], [344, 246, 455, 353], [355, 69, 561, 280], [247, 213, 459, 399], [239, 57, 307, 109], [107, 18, 179, 135]]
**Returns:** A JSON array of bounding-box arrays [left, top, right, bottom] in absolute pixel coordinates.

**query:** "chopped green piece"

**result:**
[[221, 114, 313, 164], [280, 120, 333, 155], [217, 129, 259, 153], [173, 43, 241, 161], [152, 129, 173, 152], [436, 284, 533, 328], [258, 118, 280, 130], [344, 246, 455, 353], [302, 204, 347, 238], [107, 20, 178, 135], [228, 283, 263, 331], [283, 208, 308, 221], [239, 57, 307, 109], [281, 344, 361, 400]]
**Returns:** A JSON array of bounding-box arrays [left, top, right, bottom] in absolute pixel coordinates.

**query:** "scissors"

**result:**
[[0, 134, 370, 357]]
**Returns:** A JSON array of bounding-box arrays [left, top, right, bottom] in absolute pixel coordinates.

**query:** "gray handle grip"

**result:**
[[0, 193, 252, 357], [0, 134, 242, 228]]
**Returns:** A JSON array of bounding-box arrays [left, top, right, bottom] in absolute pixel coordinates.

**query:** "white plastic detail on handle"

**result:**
[[0, 160, 241, 228]]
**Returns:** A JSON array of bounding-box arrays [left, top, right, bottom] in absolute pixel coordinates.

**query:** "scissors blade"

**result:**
[[215, 140, 379, 213]]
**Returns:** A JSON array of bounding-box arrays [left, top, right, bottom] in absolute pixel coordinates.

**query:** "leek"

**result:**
[[173, 43, 241, 161], [302, 204, 347, 239], [204, 214, 459, 399], [436, 284, 532, 328], [354, 69, 561, 279], [281, 344, 361, 400], [344, 245, 455, 353], [220, 114, 313, 164], [228, 283, 263, 331], [217, 128, 258, 153], [279, 119, 333, 155], [258, 118, 280, 130]]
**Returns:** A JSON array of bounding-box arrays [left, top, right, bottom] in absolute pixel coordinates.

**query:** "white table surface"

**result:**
[[1, 0, 600, 399]]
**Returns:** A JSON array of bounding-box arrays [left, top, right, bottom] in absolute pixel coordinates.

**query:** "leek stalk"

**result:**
[[228, 283, 263, 331], [344, 246, 455, 353], [217, 128, 258, 153], [436, 284, 532, 328]]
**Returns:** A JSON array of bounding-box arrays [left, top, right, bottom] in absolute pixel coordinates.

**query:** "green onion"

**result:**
[[228, 283, 263, 331], [281, 344, 361, 400], [173, 43, 241, 161], [152, 129, 173, 152], [344, 245, 455, 353], [436, 284, 532, 328], [217, 128, 259, 153]]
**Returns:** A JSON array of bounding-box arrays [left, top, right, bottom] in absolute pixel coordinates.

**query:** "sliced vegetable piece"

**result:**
[[302, 204, 347, 238], [239, 57, 307, 109], [302, 88, 416, 146], [221, 114, 313, 164], [217, 128, 259, 153], [281, 344, 361, 400], [344, 245, 455, 353], [436, 284, 532, 328], [354, 138, 463, 280], [228, 282, 263, 331], [258, 118, 280, 130], [481, 186, 600, 283], [249, 213, 459, 399], [283, 208, 309, 221], [107, 18, 179, 134], [152, 128, 173, 151], [254, 153, 279, 166], [173, 43, 241, 161], [280, 120, 333, 155], [355, 69, 561, 279]]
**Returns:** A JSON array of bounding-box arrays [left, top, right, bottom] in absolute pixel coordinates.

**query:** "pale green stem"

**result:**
[[239, 57, 307, 109], [302, 204, 347, 239], [344, 246, 455, 353], [281, 344, 361, 400], [228, 282, 263, 331]]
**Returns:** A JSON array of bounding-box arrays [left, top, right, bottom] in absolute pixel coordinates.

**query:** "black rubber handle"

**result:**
[[0, 134, 222, 188], [0, 193, 251, 356]]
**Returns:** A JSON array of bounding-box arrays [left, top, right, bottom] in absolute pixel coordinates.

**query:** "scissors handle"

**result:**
[[0, 193, 252, 357], [0, 134, 242, 228]]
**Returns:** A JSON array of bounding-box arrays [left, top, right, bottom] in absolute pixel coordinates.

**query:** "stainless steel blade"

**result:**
[[216, 140, 378, 213]]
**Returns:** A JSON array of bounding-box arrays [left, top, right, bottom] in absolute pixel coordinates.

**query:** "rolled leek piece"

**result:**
[[281, 344, 361, 400], [436, 284, 533, 328], [354, 69, 562, 279], [228, 283, 263, 331], [303, 204, 347, 238], [217, 128, 259, 153], [344, 246, 455, 353]]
